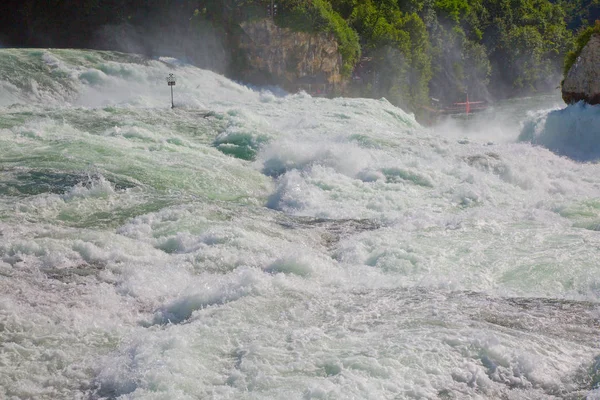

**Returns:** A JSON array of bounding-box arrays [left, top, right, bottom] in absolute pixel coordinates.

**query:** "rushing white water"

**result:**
[[1, 49, 600, 399]]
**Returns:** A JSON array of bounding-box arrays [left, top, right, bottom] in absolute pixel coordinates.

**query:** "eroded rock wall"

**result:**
[[237, 19, 343, 91]]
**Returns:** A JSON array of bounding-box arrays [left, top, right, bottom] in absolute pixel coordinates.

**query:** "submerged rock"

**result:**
[[562, 33, 600, 105]]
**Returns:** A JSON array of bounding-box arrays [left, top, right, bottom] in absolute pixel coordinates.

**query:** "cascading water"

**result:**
[[1, 49, 600, 399]]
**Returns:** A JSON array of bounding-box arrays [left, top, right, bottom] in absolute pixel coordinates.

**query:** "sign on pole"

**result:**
[[167, 73, 176, 108]]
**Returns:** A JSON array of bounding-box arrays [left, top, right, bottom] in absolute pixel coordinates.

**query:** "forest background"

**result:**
[[0, 0, 599, 118]]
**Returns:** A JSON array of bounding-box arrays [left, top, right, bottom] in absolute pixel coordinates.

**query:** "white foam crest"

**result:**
[[0, 49, 261, 109], [520, 101, 600, 161], [261, 104, 600, 221], [62, 174, 115, 201], [260, 137, 375, 179], [41, 52, 63, 68], [0, 81, 23, 106], [333, 206, 600, 298], [152, 267, 267, 325], [104, 125, 158, 142], [90, 283, 597, 399], [115, 203, 340, 280], [0, 223, 172, 398]]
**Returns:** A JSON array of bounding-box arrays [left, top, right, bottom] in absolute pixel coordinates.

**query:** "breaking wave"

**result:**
[[519, 101, 600, 161]]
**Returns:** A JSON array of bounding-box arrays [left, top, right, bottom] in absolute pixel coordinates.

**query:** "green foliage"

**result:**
[[506, 26, 546, 91], [467, 0, 574, 97], [564, 20, 600, 76], [402, 13, 433, 109], [339, 0, 573, 108], [427, 21, 479, 102], [328, 0, 358, 19], [557, 0, 600, 30], [346, 1, 431, 112], [434, 0, 470, 23]]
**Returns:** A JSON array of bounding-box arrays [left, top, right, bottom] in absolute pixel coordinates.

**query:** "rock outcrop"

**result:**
[[237, 19, 343, 93], [562, 33, 600, 105]]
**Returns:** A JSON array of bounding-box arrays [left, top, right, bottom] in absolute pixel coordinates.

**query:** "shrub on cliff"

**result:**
[[276, 0, 360, 77], [564, 20, 600, 76]]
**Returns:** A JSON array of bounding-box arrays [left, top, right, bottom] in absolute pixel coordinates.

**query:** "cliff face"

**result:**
[[237, 19, 343, 92], [562, 33, 600, 105]]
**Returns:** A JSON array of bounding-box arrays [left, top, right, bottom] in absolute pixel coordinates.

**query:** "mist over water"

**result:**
[[93, 19, 229, 74], [1, 49, 600, 399]]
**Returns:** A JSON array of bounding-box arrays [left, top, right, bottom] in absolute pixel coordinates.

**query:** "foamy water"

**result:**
[[1, 49, 600, 399]]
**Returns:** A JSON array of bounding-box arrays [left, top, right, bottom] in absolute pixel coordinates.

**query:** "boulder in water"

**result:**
[[562, 33, 600, 105]]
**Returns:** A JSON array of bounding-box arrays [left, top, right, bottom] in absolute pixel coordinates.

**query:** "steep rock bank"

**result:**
[[562, 33, 600, 105], [236, 19, 344, 93]]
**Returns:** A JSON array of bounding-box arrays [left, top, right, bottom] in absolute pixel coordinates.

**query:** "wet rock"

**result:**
[[43, 261, 106, 283], [464, 153, 506, 176], [277, 215, 381, 248]]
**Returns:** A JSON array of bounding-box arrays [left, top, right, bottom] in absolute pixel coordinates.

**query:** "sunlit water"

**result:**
[[1, 49, 600, 399]]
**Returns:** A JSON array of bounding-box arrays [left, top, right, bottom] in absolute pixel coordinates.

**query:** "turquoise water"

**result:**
[[1, 49, 600, 399]]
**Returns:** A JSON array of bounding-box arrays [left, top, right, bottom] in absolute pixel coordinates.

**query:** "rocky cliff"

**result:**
[[236, 19, 343, 93], [562, 33, 600, 105]]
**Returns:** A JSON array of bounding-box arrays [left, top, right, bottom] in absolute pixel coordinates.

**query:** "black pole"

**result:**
[[167, 73, 176, 109]]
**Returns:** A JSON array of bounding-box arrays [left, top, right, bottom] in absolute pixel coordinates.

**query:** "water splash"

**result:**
[[519, 101, 600, 161]]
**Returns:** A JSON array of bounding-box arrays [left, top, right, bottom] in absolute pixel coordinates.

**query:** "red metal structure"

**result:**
[[420, 93, 488, 125], [452, 93, 486, 115]]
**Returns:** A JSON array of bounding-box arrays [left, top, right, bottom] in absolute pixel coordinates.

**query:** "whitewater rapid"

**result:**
[[1, 49, 600, 399]]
